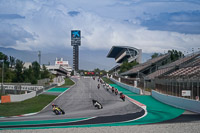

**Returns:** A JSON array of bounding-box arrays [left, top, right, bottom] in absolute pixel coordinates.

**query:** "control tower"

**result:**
[[71, 30, 81, 71]]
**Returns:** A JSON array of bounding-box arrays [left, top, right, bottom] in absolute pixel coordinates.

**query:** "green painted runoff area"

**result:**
[[0, 117, 89, 126], [46, 88, 68, 93], [0, 83, 184, 130], [108, 84, 185, 125]]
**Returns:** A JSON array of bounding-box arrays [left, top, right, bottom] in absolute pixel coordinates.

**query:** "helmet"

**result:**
[[52, 104, 55, 107]]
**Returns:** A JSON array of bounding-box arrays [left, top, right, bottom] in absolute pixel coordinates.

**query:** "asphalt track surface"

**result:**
[[0, 77, 144, 129]]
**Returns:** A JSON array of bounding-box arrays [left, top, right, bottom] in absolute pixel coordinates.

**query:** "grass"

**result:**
[[59, 78, 75, 87], [102, 77, 114, 84], [0, 94, 57, 117]]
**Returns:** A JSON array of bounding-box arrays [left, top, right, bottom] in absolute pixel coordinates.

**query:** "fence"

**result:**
[[110, 78, 141, 95], [155, 78, 200, 101], [112, 75, 144, 89], [0, 84, 43, 91]]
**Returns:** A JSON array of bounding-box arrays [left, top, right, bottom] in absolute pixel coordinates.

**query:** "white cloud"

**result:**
[[0, 0, 200, 53]]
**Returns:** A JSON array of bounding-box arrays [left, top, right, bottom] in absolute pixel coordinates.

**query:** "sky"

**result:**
[[0, 0, 200, 54]]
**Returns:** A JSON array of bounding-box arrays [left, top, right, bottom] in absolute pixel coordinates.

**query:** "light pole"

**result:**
[[137, 71, 146, 95], [1, 60, 4, 95]]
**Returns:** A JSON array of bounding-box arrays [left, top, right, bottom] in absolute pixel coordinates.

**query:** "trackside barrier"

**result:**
[[110, 78, 141, 95], [10, 91, 36, 102], [1, 95, 11, 103], [152, 90, 200, 113], [1, 91, 36, 103]]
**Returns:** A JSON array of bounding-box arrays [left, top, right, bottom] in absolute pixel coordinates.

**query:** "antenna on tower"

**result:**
[[38, 51, 41, 65]]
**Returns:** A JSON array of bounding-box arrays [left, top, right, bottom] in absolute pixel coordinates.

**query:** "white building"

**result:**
[[46, 58, 72, 76]]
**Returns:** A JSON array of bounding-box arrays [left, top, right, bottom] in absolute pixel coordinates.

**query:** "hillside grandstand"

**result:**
[[146, 53, 200, 80], [120, 53, 170, 77], [108, 50, 200, 100]]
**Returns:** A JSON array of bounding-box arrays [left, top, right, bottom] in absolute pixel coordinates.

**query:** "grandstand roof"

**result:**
[[107, 46, 139, 58], [107, 46, 142, 64]]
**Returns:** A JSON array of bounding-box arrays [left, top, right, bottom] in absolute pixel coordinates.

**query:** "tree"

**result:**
[[14, 59, 24, 82], [9, 56, 15, 68], [168, 49, 184, 62], [71, 70, 74, 76], [41, 65, 50, 79], [119, 60, 139, 73], [151, 53, 161, 59], [32, 61, 41, 79]]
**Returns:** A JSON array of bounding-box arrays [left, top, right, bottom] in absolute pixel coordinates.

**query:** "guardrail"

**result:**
[[152, 90, 200, 113]]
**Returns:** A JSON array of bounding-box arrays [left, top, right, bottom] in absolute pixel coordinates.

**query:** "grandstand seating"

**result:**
[[167, 66, 200, 78], [146, 53, 200, 79], [121, 53, 170, 76]]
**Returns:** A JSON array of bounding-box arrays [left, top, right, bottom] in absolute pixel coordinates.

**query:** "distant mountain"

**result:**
[[0, 47, 116, 70], [0, 47, 152, 70]]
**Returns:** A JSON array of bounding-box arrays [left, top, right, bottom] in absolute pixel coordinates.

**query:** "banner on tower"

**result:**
[[71, 30, 81, 46]]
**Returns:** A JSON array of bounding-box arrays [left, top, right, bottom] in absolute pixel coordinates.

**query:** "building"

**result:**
[[46, 58, 72, 76], [23, 62, 32, 69], [107, 46, 142, 75]]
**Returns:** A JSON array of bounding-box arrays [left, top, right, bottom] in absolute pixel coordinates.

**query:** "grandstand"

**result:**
[[146, 53, 200, 80], [153, 52, 200, 100], [108, 49, 200, 100], [120, 53, 170, 78], [107, 46, 142, 75]]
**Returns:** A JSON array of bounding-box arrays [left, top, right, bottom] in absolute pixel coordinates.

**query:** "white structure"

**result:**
[[46, 58, 72, 76], [24, 62, 32, 69]]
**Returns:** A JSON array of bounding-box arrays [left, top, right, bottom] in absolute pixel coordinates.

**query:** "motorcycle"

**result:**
[[120, 93, 125, 101], [112, 87, 115, 93], [92, 100, 103, 109], [97, 84, 100, 89], [115, 89, 118, 95], [52, 104, 65, 115]]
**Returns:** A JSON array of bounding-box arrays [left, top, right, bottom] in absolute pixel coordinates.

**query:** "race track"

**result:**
[[0, 77, 144, 129]]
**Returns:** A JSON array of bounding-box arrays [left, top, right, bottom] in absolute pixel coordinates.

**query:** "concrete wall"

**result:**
[[10, 91, 36, 102], [53, 76, 65, 86], [152, 90, 200, 113], [110, 78, 141, 95]]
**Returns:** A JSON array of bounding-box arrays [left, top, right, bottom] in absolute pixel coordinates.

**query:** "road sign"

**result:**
[[182, 90, 191, 96]]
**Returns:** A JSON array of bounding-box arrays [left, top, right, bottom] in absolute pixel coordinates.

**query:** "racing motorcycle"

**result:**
[[112, 87, 115, 93], [92, 100, 103, 109], [115, 89, 118, 95], [97, 84, 100, 89], [119, 93, 125, 101], [52, 104, 65, 115]]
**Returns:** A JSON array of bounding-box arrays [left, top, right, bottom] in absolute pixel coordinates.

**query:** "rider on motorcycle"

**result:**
[[115, 88, 118, 95], [97, 84, 100, 89], [52, 104, 65, 115], [112, 87, 115, 93], [119, 93, 125, 101]]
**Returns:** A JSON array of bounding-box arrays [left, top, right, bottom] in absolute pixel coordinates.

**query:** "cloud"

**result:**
[[0, 0, 200, 54], [0, 22, 35, 49], [0, 14, 25, 19], [140, 11, 200, 34], [68, 11, 80, 17]]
